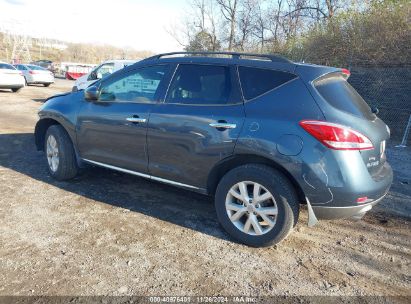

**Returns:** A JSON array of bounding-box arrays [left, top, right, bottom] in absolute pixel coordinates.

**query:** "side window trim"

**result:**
[[97, 64, 170, 104], [162, 63, 179, 103], [237, 65, 298, 102], [164, 63, 241, 106]]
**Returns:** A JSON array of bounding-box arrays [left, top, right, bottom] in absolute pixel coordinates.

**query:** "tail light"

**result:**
[[299, 120, 374, 150], [29, 70, 39, 75], [357, 197, 368, 203], [341, 68, 350, 78]]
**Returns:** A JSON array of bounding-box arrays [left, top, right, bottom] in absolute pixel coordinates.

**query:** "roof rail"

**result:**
[[143, 51, 292, 63]]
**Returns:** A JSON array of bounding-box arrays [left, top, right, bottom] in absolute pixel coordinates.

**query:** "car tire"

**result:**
[[11, 88, 21, 93], [44, 125, 78, 180], [44, 83, 51, 87], [215, 164, 299, 247], [72, 86, 78, 92]]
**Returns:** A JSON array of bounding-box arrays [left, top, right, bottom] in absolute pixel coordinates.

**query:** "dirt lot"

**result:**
[[0, 80, 410, 297]]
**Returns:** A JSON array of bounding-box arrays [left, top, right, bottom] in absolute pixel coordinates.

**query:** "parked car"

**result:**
[[34, 52, 393, 247], [0, 62, 25, 92], [15, 64, 55, 87], [72, 59, 139, 92], [31, 60, 53, 71]]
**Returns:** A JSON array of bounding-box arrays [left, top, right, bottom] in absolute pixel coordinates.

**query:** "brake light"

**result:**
[[299, 120, 374, 150], [341, 68, 350, 78], [29, 70, 39, 74], [357, 197, 368, 203]]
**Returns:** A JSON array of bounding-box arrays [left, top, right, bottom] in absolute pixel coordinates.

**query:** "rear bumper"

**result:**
[[27, 75, 54, 84], [0, 84, 25, 89], [312, 194, 386, 220]]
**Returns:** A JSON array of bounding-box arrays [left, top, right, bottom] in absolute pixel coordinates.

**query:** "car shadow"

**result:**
[[32, 98, 45, 102], [27, 84, 47, 87], [0, 133, 230, 242]]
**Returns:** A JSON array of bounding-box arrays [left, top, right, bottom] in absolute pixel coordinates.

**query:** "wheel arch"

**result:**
[[34, 118, 61, 151], [207, 154, 306, 203], [35, 118, 84, 167]]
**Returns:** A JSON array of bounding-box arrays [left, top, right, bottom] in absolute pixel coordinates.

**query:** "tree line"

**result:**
[[170, 0, 410, 66], [0, 32, 151, 64]]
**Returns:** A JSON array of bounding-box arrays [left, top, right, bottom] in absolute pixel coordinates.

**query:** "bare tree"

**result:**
[[236, 0, 256, 50], [266, 0, 285, 44], [167, 0, 220, 51], [252, 0, 267, 51], [283, 0, 344, 22], [216, 0, 239, 50]]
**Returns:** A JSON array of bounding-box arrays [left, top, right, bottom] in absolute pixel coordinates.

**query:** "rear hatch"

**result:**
[[311, 71, 390, 179]]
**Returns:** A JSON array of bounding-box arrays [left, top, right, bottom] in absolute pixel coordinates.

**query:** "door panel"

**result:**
[[76, 64, 170, 173], [77, 102, 152, 172], [146, 63, 245, 189], [147, 104, 244, 188]]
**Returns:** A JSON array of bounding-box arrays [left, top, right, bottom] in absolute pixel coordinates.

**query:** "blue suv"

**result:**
[[35, 52, 393, 246]]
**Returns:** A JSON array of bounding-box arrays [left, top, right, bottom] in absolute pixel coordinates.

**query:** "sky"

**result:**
[[0, 0, 187, 53]]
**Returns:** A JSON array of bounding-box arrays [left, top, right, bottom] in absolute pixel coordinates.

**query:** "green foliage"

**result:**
[[292, 0, 411, 66], [182, 0, 410, 66]]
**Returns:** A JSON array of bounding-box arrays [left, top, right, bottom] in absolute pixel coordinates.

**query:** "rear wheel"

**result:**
[[44, 125, 78, 180], [11, 88, 21, 93], [215, 164, 299, 247], [44, 83, 51, 87]]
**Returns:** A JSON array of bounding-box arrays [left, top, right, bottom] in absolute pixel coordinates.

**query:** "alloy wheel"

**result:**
[[225, 181, 278, 236], [46, 135, 59, 172]]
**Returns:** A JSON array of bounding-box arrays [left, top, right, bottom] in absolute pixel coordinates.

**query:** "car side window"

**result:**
[[0, 63, 15, 70], [238, 66, 297, 100], [166, 64, 232, 105], [96, 63, 114, 78], [98, 65, 168, 103]]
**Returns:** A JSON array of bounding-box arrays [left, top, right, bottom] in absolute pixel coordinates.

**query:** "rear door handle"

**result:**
[[209, 122, 237, 129], [126, 116, 146, 123]]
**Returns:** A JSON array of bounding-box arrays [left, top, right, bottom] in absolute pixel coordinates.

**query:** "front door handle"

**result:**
[[126, 116, 146, 123], [209, 122, 237, 129]]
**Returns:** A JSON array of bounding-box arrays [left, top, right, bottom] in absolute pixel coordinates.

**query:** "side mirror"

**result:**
[[84, 85, 99, 101]]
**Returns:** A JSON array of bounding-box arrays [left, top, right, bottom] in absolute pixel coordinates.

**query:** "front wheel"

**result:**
[[11, 88, 21, 93], [44, 125, 78, 180], [215, 164, 299, 247], [44, 83, 51, 87]]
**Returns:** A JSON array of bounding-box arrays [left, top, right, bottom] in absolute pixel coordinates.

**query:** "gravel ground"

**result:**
[[0, 81, 410, 297]]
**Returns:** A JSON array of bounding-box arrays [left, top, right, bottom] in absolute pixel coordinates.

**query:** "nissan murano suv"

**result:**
[[35, 52, 393, 247]]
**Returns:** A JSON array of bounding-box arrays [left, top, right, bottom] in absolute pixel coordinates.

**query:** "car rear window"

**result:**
[[238, 66, 297, 100], [27, 65, 47, 70], [0, 63, 15, 70], [314, 75, 375, 120]]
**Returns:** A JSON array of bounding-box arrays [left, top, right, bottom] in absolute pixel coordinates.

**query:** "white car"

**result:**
[[0, 62, 25, 92], [72, 59, 139, 91], [14, 64, 55, 87]]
